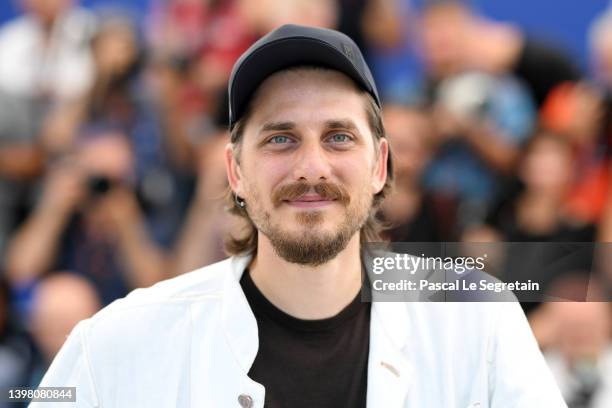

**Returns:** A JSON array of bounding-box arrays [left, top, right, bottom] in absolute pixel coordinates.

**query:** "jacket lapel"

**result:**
[[367, 301, 413, 408], [223, 255, 259, 372], [191, 255, 266, 407]]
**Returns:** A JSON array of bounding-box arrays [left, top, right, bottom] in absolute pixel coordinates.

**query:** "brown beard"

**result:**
[[246, 181, 372, 266]]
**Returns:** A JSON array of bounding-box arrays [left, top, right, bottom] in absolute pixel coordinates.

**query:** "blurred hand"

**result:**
[[94, 29, 137, 80], [89, 187, 141, 236], [40, 162, 87, 215], [431, 105, 473, 142]]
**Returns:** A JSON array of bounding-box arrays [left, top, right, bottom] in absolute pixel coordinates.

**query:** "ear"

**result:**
[[225, 143, 243, 196], [371, 138, 389, 194]]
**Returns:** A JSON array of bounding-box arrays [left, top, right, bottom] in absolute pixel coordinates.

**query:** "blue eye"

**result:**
[[329, 133, 351, 143], [269, 135, 292, 144]]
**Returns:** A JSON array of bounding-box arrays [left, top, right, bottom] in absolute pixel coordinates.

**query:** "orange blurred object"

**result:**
[[539, 82, 577, 135]]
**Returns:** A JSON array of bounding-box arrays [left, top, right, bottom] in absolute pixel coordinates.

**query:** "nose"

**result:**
[[291, 138, 332, 183]]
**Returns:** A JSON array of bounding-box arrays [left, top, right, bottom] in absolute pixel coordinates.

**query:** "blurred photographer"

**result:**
[[421, 70, 536, 233], [0, 0, 95, 261], [4, 133, 167, 306], [417, 2, 537, 234], [418, 0, 579, 108], [42, 9, 191, 248]]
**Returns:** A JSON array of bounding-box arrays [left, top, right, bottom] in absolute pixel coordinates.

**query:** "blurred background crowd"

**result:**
[[0, 0, 612, 406]]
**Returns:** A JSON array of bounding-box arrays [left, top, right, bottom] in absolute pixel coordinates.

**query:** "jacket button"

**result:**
[[238, 394, 253, 408]]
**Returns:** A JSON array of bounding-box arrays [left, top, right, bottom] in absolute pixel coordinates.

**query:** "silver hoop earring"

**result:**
[[235, 194, 246, 208]]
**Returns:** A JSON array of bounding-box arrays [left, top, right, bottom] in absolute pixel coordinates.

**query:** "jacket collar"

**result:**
[[367, 301, 414, 407], [221, 254, 259, 373]]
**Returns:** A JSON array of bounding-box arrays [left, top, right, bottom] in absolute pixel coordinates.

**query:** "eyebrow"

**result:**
[[260, 121, 296, 132], [260, 119, 359, 133], [324, 119, 359, 131]]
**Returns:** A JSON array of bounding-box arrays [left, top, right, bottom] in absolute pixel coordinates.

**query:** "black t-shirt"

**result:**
[[240, 268, 370, 408]]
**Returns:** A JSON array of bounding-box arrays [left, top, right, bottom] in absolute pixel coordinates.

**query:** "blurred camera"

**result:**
[[86, 175, 115, 197], [437, 72, 494, 120]]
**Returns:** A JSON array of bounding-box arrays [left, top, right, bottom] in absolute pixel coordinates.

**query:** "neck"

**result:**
[[34, 14, 60, 36], [517, 191, 563, 234], [248, 232, 363, 320], [523, 188, 564, 206]]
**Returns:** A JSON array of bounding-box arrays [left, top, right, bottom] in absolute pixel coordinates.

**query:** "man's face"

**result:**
[[226, 68, 388, 265], [420, 4, 472, 79], [22, 0, 73, 24]]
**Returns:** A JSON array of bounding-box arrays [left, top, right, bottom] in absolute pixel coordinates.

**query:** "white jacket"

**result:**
[[31, 255, 567, 407]]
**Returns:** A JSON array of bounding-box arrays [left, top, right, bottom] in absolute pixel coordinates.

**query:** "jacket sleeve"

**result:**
[[488, 302, 567, 407], [28, 320, 100, 408]]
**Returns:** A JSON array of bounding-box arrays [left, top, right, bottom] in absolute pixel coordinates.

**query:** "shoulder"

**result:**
[[82, 257, 239, 336], [402, 301, 511, 335], [37, 257, 249, 397], [0, 17, 34, 43], [398, 301, 531, 371], [99, 256, 234, 306]]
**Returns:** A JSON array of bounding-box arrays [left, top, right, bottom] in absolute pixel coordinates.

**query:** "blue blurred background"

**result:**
[[0, 0, 610, 70]]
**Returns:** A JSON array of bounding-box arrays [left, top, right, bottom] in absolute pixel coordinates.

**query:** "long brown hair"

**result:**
[[224, 69, 394, 256]]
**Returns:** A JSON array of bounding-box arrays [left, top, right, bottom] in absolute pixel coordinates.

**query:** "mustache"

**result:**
[[271, 181, 351, 207]]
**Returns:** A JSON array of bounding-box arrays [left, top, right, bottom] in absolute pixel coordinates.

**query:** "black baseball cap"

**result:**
[[228, 24, 380, 130]]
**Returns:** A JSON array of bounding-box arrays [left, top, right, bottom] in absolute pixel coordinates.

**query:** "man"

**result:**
[[0, 0, 94, 101], [31, 25, 566, 407], [0, 0, 94, 262]]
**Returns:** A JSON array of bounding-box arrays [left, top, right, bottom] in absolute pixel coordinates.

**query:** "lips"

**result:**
[[284, 194, 336, 208], [289, 194, 334, 202]]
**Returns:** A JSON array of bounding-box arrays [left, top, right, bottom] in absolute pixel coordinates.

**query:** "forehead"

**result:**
[[529, 135, 570, 155], [422, 3, 471, 22], [244, 68, 369, 129]]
